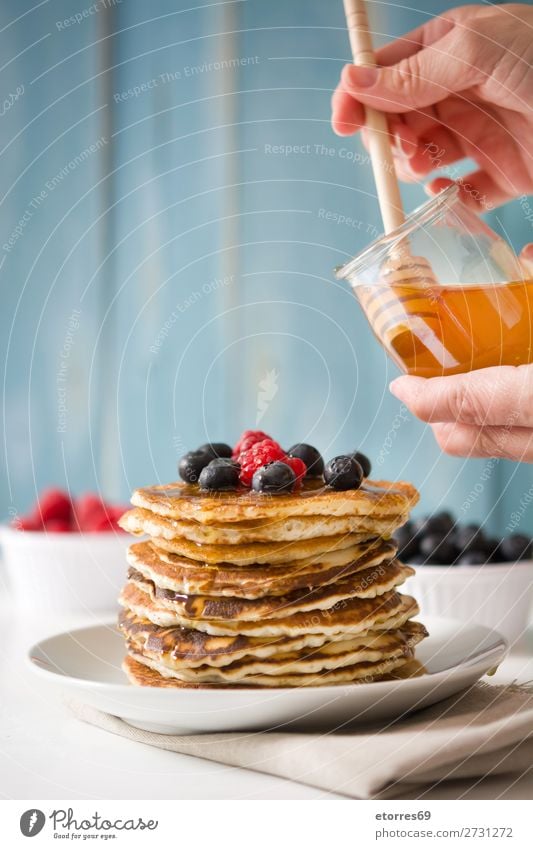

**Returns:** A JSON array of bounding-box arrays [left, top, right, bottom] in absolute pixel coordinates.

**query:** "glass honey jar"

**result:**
[[335, 185, 533, 377]]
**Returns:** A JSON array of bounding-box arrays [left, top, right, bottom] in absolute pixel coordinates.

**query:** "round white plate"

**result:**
[[27, 616, 507, 734]]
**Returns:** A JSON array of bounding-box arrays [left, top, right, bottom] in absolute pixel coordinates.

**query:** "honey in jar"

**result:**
[[355, 277, 533, 377], [335, 185, 533, 377]]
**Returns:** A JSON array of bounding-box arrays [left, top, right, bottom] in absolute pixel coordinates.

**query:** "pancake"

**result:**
[[119, 506, 408, 544], [126, 559, 415, 621], [125, 622, 427, 683], [150, 531, 376, 566], [121, 607, 427, 668], [127, 539, 398, 599], [123, 651, 424, 688], [123, 654, 225, 688], [119, 581, 419, 637], [126, 648, 412, 687], [119, 607, 369, 668], [120, 607, 352, 667], [130, 478, 419, 524]]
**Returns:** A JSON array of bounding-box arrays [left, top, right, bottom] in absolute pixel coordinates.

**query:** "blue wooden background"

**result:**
[[1, 0, 532, 532]]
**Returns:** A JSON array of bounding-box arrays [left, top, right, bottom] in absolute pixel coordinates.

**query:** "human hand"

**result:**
[[389, 364, 533, 462], [331, 4, 533, 209]]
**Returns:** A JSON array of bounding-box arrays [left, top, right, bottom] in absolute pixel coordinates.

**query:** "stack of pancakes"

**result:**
[[117, 479, 427, 687]]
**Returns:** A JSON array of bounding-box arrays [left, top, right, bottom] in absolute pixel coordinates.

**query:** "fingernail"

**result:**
[[392, 134, 413, 158], [389, 376, 425, 398], [348, 65, 379, 88], [389, 378, 404, 397]]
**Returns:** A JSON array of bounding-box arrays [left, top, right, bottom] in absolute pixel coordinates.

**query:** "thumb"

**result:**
[[341, 30, 484, 113], [390, 366, 533, 428]]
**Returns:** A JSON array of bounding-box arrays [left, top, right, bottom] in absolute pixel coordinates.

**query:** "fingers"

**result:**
[[389, 127, 465, 183], [338, 26, 483, 114], [375, 16, 455, 68], [389, 366, 533, 428], [331, 87, 365, 136], [431, 422, 533, 462], [389, 120, 418, 159], [427, 171, 512, 211], [409, 126, 465, 172]]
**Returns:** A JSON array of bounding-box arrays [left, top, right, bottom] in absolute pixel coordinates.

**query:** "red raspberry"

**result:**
[[107, 505, 129, 524], [239, 439, 286, 486], [91, 509, 128, 532], [73, 493, 107, 531], [285, 456, 307, 485], [12, 515, 42, 531], [233, 430, 272, 459], [36, 488, 72, 525], [89, 514, 115, 532], [45, 519, 71, 533]]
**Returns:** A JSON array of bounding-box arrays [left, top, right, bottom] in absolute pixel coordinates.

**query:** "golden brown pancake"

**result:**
[[129, 478, 419, 524], [127, 539, 398, 599], [150, 531, 377, 566], [119, 581, 419, 637], [122, 654, 226, 688], [119, 506, 408, 544], [119, 607, 359, 667], [121, 608, 426, 667], [126, 559, 414, 621], [126, 647, 412, 687], [124, 620, 427, 683]]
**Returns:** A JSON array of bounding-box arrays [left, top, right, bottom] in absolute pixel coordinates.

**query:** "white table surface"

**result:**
[[1, 598, 533, 801]]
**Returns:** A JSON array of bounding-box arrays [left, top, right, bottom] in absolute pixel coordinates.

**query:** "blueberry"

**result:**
[[393, 521, 419, 560], [408, 554, 430, 566], [252, 461, 296, 494], [197, 442, 233, 459], [352, 451, 371, 478], [287, 443, 324, 477], [324, 455, 363, 491], [419, 533, 458, 565], [454, 523, 486, 553], [457, 549, 487, 566], [199, 458, 240, 491], [411, 516, 429, 540], [425, 510, 455, 535], [499, 534, 533, 562], [484, 537, 504, 562], [178, 450, 212, 483]]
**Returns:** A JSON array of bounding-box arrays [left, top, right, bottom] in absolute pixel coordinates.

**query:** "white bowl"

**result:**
[[0, 525, 128, 616], [404, 560, 533, 646]]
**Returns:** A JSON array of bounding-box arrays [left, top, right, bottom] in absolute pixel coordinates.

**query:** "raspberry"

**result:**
[[233, 430, 272, 459], [90, 514, 116, 532], [45, 519, 71, 533], [239, 439, 286, 486], [74, 494, 108, 531], [36, 488, 72, 525], [107, 505, 129, 524], [285, 456, 307, 485], [12, 515, 42, 531]]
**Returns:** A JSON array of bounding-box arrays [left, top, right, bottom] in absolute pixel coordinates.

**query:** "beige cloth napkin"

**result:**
[[68, 682, 533, 799]]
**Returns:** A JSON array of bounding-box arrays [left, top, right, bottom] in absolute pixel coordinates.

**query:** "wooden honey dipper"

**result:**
[[342, 0, 456, 370]]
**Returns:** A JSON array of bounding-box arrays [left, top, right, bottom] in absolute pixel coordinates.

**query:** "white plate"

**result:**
[[27, 616, 507, 734]]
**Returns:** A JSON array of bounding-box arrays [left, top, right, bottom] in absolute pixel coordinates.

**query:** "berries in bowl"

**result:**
[[0, 489, 129, 616], [397, 512, 533, 645]]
